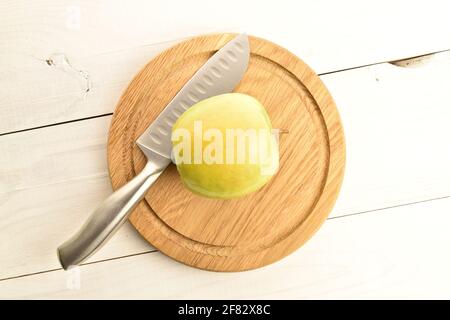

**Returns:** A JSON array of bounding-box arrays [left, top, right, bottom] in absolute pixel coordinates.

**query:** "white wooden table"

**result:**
[[1, 0, 450, 299]]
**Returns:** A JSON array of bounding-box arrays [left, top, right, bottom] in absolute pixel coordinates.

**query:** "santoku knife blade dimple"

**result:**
[[57, 34, 250, 269]]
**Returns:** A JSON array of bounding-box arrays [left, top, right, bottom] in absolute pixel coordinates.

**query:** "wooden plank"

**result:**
[[1, 0, 449, 133], [1, 54, 449, 280], [0, 117, 153, 279], [2, 196, 450, 299], [328, 51, 450, 215]]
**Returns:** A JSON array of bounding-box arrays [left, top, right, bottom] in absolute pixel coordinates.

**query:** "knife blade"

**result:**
[[57, 34, 250, 269], [137, 33, 250, 159]]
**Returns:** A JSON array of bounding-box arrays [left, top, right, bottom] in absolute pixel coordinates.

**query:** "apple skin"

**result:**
[[171, 93, 278, 199]]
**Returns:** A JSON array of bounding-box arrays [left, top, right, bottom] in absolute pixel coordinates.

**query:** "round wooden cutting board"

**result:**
[[107, 33, 345, 271]]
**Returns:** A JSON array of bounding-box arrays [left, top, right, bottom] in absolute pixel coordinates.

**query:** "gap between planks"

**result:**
[[0, 113, 113, 137], [0, 250, 158, 283]]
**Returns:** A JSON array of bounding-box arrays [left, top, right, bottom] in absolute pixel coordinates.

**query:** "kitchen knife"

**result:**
[[57, 34, 250, 269]]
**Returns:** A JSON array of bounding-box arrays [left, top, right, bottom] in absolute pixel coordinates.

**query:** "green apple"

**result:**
[[171, 93, 278, 199]]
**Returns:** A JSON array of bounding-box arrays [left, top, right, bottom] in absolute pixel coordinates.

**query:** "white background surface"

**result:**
[[0, 0, 450, 299]]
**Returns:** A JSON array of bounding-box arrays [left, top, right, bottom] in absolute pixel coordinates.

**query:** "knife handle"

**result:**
[[57, 162, 164, 269]]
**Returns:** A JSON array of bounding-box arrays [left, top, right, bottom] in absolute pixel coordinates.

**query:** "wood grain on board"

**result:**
[[108, 34, 345, 271]]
